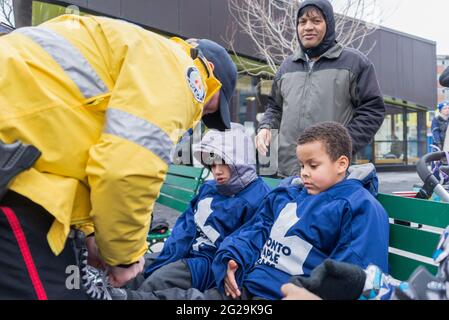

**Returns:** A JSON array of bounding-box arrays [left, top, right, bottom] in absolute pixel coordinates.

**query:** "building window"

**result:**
[[373, 105, 405, 165], [356, 104, 427, 167], [406, 110, 427, 165]]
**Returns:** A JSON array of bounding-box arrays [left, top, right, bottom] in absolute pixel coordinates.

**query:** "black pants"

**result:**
[[0, 191, 88, 300]]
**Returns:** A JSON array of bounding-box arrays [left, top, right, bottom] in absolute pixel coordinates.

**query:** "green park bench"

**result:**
[[377, 194, 449, 280], [148, 165, 449, 281]]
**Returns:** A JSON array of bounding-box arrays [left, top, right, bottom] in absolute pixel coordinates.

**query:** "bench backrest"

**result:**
[[156, 165, 209, 212]]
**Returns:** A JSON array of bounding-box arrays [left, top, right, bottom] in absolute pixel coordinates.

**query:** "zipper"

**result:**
[[299, 59, 315, 126]]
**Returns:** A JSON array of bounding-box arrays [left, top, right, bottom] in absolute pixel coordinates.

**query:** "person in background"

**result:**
[[432, 101, 449, 151]]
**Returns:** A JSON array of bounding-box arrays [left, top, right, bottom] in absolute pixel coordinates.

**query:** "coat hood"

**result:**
[[346, 163, 379, 197], [193, 123, 258, 196], [296, 0, 336, 59]]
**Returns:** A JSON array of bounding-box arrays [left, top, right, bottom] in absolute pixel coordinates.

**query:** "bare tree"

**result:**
[[0, 0, 14, 27], [227, 0, 385, 77]]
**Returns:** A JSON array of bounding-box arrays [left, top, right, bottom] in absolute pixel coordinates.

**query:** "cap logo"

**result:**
[[186, 67, 205, 103]]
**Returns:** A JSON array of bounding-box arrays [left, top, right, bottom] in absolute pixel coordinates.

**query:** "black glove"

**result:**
[[290, 259, 366, 300]]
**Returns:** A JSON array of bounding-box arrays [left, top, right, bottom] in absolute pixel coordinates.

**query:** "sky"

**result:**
[[364, 0, 449, 55]]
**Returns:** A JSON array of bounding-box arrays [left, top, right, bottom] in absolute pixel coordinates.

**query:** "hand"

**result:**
[[85, 236, 106, 270], [255, 129, 272, 156], [291, 259, 366, 300], [108, 255, 145, 288], [224, 260, 241, 299], [281, 283, 322, 300]]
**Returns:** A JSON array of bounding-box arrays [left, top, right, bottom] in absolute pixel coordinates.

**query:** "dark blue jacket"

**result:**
[[212, 164, 389, 300], [144, 178, 270, 291], [431, 115, 448, 146]]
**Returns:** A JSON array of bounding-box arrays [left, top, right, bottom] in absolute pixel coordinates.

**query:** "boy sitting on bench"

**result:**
[[108, 121, 390, 300]]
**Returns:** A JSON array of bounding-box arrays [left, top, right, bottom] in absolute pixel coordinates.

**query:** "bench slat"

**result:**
[[160, 185, 195, 203], [262, 177, 281, 189], [147, 230, 171, 242], [165, 175, 199, 191], [388, 253, 437, 281], [389, 224, 440, 258], [156, 194, 190, 213], [168, 165, 205, 179], [378, 194, 449, 228]]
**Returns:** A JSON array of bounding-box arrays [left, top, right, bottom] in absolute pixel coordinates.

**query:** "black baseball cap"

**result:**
[[197, 39, 237, 131]]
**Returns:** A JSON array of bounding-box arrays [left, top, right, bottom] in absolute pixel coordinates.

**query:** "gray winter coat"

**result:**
[[258, 0, 385, 178]]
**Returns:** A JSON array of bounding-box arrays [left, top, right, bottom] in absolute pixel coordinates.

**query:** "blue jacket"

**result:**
[[145, 123, 271, 291], [212, 164, 389, 300], [431, 115, 448, 146], [144, 178, 270, 290]]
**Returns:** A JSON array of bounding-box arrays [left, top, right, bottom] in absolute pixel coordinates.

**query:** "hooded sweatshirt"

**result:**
[[297, 0, 336, 59], [144, 124, 270, 291], [212, 163, 390, 300], [258, 0, 385, 177]]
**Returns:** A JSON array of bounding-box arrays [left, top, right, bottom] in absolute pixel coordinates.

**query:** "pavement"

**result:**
[[377, 171, 422, 194], [153, 171, 424, 229]]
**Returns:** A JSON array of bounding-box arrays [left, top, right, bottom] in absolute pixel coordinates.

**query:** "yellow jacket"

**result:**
[[0, 15, 218, 266]]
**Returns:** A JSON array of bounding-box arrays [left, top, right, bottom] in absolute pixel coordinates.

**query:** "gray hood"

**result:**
[[193, 123, 258, 196], [296, 0, 336, 59]]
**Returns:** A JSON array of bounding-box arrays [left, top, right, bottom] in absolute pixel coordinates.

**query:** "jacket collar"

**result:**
[[292, 42, 344, 62]]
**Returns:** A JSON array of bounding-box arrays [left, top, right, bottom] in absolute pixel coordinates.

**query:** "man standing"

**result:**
[[255, 0, 385, 177], [0, 14, 237, 299]]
